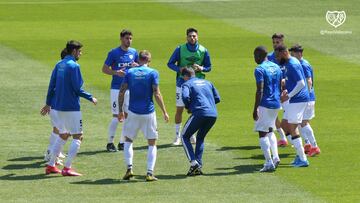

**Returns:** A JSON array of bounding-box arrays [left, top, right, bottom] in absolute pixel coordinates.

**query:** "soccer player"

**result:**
[[275, 45, 310, 167], [118, 50, 169, 181], [43, 40, 97, 176], [41, 49, 68, 165], [102, 29, 139, 152], [267, 33, 289, 147], [167, 27, 212, 145], [289, 44, 320, 156], [181, 67, 220, 176], [252, 46, 282, 172]]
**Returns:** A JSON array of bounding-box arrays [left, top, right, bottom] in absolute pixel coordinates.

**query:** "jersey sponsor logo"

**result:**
[[194, 80, 206, 86], [118, 62, 133, 68]]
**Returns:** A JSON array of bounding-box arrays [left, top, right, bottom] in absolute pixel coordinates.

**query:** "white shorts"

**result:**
[[254, 106, 279, 132], [303, 101, 315, 120], [110, 89, 129, 115], [50, 109, 60, 129], [176, 86, 184, 107], [57, 111, 83, 135], [122, 111, 158, 140], [284, 102, 307, 124]]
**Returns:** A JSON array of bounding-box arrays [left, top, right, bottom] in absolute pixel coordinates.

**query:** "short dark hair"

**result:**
[[66, 40, 82, 54], [274, 44, 287, 52], [181, 67, 195, 77], [120, 29, 132, 38], [60, 48, 67, 59], [254, 46, 268, 56], [289, 43, 304, 52], [186, 27, 198, 35], [272, 33, 284, 40]]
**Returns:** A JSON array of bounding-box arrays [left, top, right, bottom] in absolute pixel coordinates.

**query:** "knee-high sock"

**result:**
[[301, 124, 317, 147], [300, 126, 310, 144], [64, 139, 81, 168], [124, 142, 133, 169], [49, 137, 66, 166], [175, 123, 182, 138], [268, 132, 279, 161], [259, 136, 272, 163], [277, 128, 286, 141], [108, 118, 119, 143], [292, 137, 307, 162], [47, 132, 59, 152], [147, 145, 157, 174]]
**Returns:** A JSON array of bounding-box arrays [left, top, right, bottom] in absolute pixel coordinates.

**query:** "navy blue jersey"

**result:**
[[46, 55, 93, 111], [104, 47, 138, 89], [123, 65, 159, 114], [254, 60, 282, 109], [181, 77, 220, 117]]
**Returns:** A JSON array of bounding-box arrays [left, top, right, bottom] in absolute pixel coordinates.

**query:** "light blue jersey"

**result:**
[[268, 51, 285, 78], [254, 60, 282, 109], [104, 47, 138, 89], [300, 58, 315, 101], [284, 57, 310, 103], [123, 65, 159, 114], [46, 55, 93, 111]]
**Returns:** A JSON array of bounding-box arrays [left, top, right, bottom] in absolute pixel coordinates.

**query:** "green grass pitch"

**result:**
[[0, 0, 359, 202]]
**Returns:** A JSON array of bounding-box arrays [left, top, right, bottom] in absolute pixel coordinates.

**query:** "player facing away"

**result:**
[[40, 49, 68, 165], [118, 50, 169, 181], [102, 29, 139, 152], [289, 44, 320, 157], [267, 33, 289, 147], [43, 40, 97, 176], [167, 27, 212, 145], [252, 46, 282, 172], [275, 45, 310, 167], [181, 67, 220, 176]]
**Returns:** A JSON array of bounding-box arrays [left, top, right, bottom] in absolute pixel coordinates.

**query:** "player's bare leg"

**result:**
[[276, 117, 288, 147]]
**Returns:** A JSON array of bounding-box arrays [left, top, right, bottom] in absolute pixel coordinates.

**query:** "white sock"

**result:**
[[64, 139, 81, 168], [292, 137, 307, 162], [47, 132, 58, 152], [300, 126, 310, 144], [175, 123, 182, 138], [287, 134, 293, 145], [277, 128, 286, 141], [108, 118, 119, 143], [124, 142, 133, 169], [301, 125, 317, 147], [147, 145, 157, 174], [259, 136, 272, 163], [268, 132, 279, 161], [49, 137, 66, 166]]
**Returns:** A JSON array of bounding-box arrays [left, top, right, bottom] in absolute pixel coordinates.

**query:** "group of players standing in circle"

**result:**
[[40, 29, 319, 180], [253, 33, 320, 172], [41, 28, 220, 180]]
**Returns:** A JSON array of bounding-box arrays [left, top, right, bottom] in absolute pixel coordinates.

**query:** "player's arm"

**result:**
[[303, 64, 313, 92], [71, 65, 97, 104], [117, 82, 128, 122], [211, 83, 221, 104], [167, 47, 185, 73], [253, 68, 263, 121], [41, 67, 57, 115], [102, 51, 125, 77], [287, 66, 306, 98], [193, 50, 212, 72], [153, 85, 169, 122]]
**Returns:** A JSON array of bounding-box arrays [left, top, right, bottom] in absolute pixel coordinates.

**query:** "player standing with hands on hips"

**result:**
[[167, 27, 212, 145], [42, 40, 97, 176]]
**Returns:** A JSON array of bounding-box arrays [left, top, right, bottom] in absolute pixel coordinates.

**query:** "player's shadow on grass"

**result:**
[[0, 173, 60, 181], [2, 161, 45, 170], [235, 153, 292, 160], [133, 143, 173, 151], [216, 146, 259, 151], [77, 149, 109, 156], [204, 164, 263, 176], [7, 156, 44, 162]]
